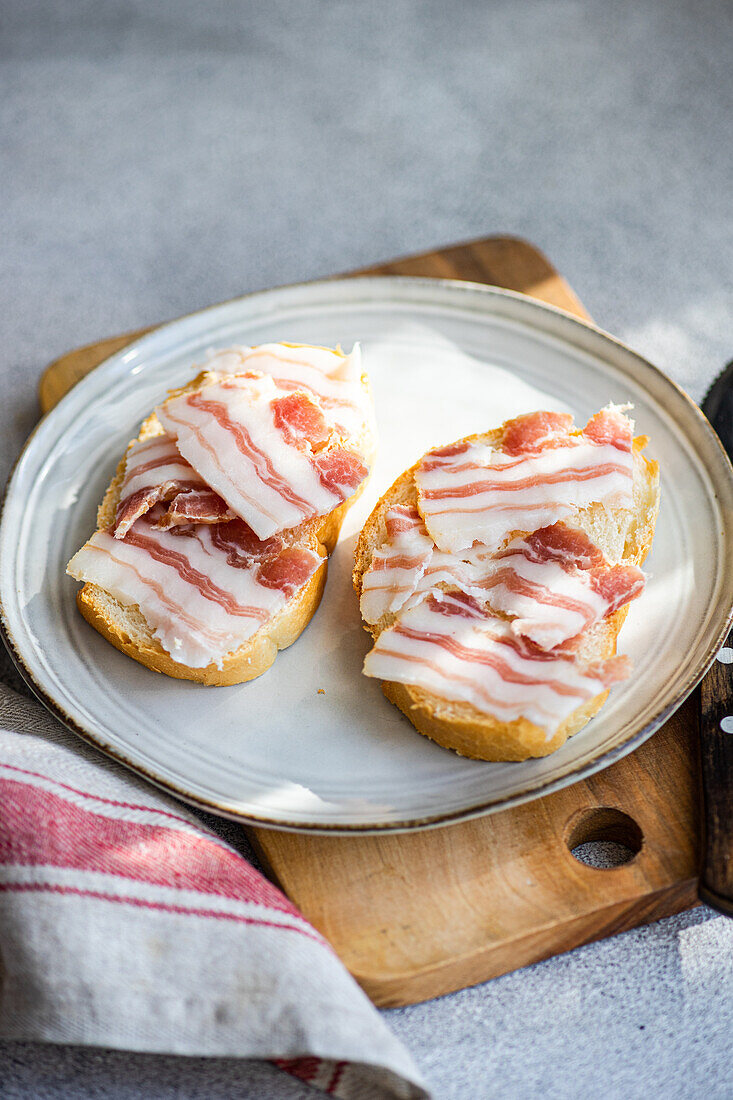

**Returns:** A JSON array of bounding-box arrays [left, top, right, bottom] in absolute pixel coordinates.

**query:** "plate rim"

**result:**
[[2, 274, 733, 834]]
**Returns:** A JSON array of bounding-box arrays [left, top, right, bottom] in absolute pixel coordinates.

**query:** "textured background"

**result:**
[[2, 1, 732, 1096]]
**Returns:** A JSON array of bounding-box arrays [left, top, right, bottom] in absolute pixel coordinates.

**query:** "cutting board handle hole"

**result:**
[[564, 807, 643, 870]]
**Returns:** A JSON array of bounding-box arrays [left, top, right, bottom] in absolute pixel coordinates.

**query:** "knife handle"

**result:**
[[699, 625, 733, 916]]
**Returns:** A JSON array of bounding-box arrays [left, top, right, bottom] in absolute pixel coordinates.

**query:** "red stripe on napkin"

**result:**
[[0, 702, 427, 1099], [1, 761, 213, 827], [273, 1057, 349, 1093], [0, 775, 300, 915], [0, 881, 325, 944]]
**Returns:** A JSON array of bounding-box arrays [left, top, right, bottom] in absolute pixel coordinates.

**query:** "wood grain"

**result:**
[[254, 704, 698, 1006], [40, 235, 700, 1006]]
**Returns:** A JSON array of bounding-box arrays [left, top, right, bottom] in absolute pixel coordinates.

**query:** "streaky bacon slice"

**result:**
[[363, 591, 631, 735], [414, 407, 635, 553], [362, 507, 645, 650], [459, 525, 645, 650], [157, 488, 235, 528], [385, 506, 428, 538], [67, 507, 323, 669], [502, 411, 574, 456], [313, 448, 369, 495], [588, 563, 646, 612], [360, 505, 434, 623], [462, 523, 647, 648], [583, 406, 633, 450], [206, 520, 286, 565], [197, 343, 372, 439], [506, 522, 606, 570], [271, 391, 332, 451], [111, 433, 232, 536], [156, 372, 369, 540], [255, 547, 322, 597]]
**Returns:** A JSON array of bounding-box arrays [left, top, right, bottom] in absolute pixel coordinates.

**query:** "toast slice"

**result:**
[[353, 418, 659, 760], [72, 348, 375, 686]]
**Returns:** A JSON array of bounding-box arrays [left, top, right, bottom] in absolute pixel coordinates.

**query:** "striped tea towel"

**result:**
[[0, 684, 427, 1099]]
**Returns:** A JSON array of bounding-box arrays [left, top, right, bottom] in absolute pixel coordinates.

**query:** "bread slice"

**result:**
[[75, 356, 375, 686], [353, 424, 659, 761]]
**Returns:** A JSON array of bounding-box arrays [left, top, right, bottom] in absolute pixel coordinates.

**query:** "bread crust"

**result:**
[[75, 355, 375, 686], [77, 555, 328, 687], [353, 426, 659, 761]]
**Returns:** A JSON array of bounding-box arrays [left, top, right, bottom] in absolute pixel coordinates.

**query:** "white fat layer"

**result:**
[[362, 517, 639, 650], [200, 343, 371, 439], [157, 374, 344, 540], [67, 527, 321, 668], [363, 598, 610, 735], [360, 510, 434, 623], [120, 435, 204, 498], [409, 541, 614, 650], [415, 440, 634, 553]]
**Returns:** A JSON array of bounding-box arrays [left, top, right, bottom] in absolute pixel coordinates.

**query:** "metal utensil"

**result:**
[[699, 361, 733, 916]]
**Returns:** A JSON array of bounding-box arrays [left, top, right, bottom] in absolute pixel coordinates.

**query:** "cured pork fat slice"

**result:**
[[156, 372, 368, 540], [363, 591, 631, 735], [359, 505, 434, 624], [68, 509, 323, 669], [360, 506, 645, 651], [199, 342, 372, 440], [113, 434, 234, 538], [415, 408, 635, 554]]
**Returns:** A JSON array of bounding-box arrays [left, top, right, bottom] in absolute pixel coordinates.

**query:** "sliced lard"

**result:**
[[415, 408, 635, 554], [68, 509, 323, 668], [363, 591, 631, 736], [156, 373, 368, 540]]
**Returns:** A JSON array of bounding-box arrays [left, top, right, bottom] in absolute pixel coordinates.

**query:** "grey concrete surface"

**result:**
[[2, 1, 733, 1096]]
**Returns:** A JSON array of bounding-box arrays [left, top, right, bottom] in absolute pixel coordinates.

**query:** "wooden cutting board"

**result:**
[[40, 236, 700, 1008]]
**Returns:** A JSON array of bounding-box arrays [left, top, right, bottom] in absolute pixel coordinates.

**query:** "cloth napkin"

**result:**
[[0, 683, 428, 1099]]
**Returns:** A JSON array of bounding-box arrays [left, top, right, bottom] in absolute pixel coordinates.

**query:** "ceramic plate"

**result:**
[[2, 278, 733, 832]]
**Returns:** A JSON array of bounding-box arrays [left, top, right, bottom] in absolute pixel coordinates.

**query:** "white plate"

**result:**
[[2, 277, 733, 832]]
